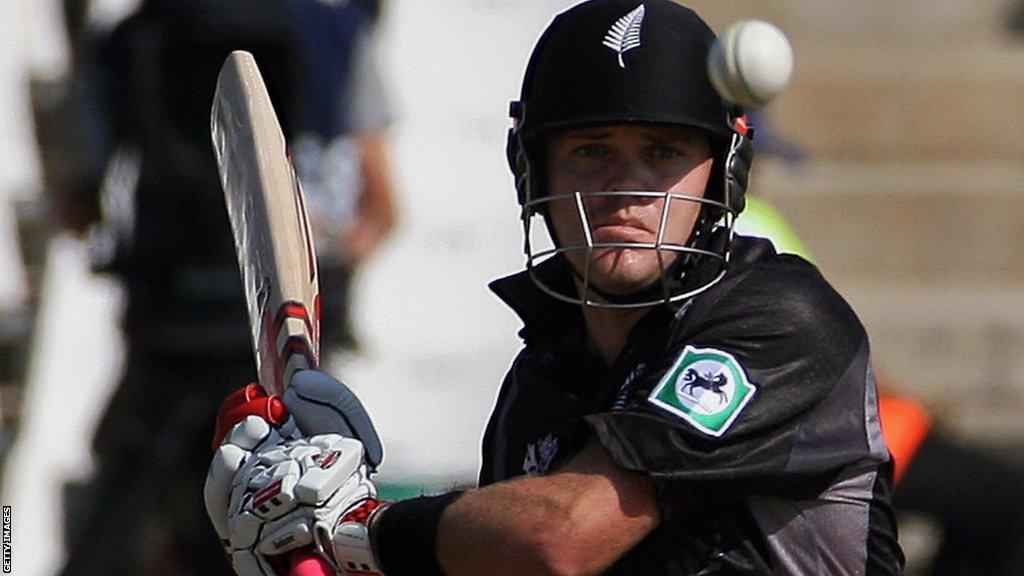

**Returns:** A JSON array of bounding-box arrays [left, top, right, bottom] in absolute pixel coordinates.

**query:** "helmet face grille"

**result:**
[[509, 0, 754, 308], [522, 189, 738, 309]]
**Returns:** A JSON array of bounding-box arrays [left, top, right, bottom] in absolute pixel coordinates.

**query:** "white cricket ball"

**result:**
[[707, 19, 794, 108]]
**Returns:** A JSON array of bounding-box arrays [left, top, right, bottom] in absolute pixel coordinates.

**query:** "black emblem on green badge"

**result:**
[[648, 345, 756, 436]]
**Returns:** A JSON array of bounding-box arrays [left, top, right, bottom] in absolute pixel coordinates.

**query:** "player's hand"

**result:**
[[206, 417, 382, 576], [206, 373, 385, 575]]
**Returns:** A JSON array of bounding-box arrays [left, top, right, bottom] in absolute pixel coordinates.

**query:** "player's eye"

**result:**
[[646, 145, 684, 160], [570, 144, 607, 158]]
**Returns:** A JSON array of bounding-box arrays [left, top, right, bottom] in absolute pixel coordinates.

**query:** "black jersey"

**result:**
[[482, 236, 904, 575]]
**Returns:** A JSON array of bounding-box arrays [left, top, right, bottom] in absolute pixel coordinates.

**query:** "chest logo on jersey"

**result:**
[[522, 433, 558, 477], [647, 345, 757, 437]]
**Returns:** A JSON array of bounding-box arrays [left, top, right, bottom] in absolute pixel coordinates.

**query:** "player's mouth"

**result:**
[[590, 217, 654, 244]]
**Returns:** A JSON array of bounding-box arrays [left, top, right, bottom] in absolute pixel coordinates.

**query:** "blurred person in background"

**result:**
[[289, 0, 397, 355], [0, 0, 70, 447], [54, 0, 394, 574]]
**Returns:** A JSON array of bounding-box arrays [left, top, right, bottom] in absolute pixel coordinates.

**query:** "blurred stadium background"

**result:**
[[1, 1, 1022, 575]]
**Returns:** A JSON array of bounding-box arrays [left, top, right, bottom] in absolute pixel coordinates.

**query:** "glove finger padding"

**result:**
[[206, 417, 274, 540], [285, 370, 384, 470], [206, 415, 309, 576], [230, 549, 279, 576], [206, 442, 249, 542], [218, 432, 375, 575], [228, 415, 275, 450]]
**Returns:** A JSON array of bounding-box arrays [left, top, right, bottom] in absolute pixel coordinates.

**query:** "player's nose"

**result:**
[[602, 153, 652, 192], [592, 156, 658, 212]]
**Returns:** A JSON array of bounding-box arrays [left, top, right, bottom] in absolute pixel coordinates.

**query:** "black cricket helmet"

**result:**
[[507, 0, 754, 308]]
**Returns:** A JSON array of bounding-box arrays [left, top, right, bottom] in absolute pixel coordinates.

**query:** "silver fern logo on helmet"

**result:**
[[603, 4, 646, 68]]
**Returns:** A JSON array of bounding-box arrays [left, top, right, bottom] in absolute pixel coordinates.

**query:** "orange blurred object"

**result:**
[[878, 394, 932, 485]]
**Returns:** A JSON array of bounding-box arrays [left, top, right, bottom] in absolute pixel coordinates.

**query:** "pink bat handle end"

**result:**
[[290, 549, 334, 576]]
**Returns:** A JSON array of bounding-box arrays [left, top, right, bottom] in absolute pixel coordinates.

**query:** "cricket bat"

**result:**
[[211, 50, 331, 576], [212, 50, 320, 397]]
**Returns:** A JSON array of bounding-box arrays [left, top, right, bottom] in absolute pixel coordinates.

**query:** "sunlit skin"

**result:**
[[545, 124, 714, 297]]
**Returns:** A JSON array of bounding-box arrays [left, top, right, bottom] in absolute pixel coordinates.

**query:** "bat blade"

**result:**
[[212, 50, 320, 396], [212, 50, 330, 576]]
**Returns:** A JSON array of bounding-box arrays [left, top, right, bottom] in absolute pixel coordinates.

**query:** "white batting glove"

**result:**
[[206, 417, 382, 576], [206, 416, 296, 555]]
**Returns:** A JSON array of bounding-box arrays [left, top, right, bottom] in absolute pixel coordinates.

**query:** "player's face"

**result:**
[[544, 124, 713, 296]]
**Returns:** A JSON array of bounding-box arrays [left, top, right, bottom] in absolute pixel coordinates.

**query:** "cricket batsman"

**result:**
[[205, 1, 905, 574]]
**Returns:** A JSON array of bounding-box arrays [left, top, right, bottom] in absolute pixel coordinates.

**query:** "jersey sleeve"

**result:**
[[585, 259, 888, 508]]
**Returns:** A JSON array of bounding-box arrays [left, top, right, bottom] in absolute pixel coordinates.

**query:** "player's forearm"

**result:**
[[372, 476, 599, 576], [372, 444, 659, 576], [435, 474, 612, 576]]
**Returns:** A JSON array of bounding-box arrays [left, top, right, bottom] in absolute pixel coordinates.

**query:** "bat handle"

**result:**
[[290, 549, 335, 576]]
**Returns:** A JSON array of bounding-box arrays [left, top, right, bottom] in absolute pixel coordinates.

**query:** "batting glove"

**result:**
[[206, 372, 386, 576]]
